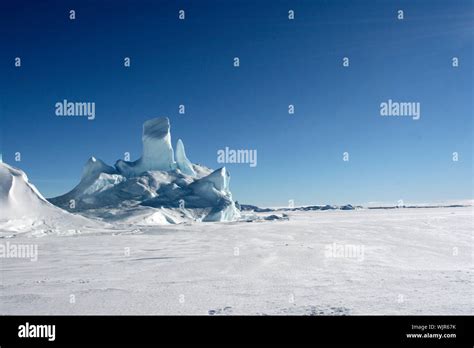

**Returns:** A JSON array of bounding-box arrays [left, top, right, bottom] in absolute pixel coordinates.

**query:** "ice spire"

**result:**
[[175, 139, 196, 176], [115, 117, 177, 176]]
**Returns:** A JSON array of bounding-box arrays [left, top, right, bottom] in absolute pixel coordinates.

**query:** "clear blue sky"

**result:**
[[1, 0, 472, 206]]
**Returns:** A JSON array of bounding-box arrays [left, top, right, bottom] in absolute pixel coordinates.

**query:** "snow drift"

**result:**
[[0, 162, 103, 236], [0, 162, 51, 218]]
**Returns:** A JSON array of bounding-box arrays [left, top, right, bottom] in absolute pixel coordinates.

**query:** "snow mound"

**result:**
[[0, 162, 104, 236], [0, 162, 51, 218]]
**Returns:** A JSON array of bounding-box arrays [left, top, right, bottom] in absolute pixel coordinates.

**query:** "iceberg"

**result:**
[[49, 117, 241, 223]]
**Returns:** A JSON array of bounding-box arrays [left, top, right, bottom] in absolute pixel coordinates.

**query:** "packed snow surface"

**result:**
[[1, 207, 471, 315], [1, 118, 471, 315]]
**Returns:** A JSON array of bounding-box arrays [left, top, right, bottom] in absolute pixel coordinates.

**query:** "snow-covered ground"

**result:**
[[1, 207, 472, 315]]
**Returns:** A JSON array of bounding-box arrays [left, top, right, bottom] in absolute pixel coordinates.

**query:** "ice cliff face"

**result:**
[[49, 117, 240, 223], [141, 167, 240, 222]]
